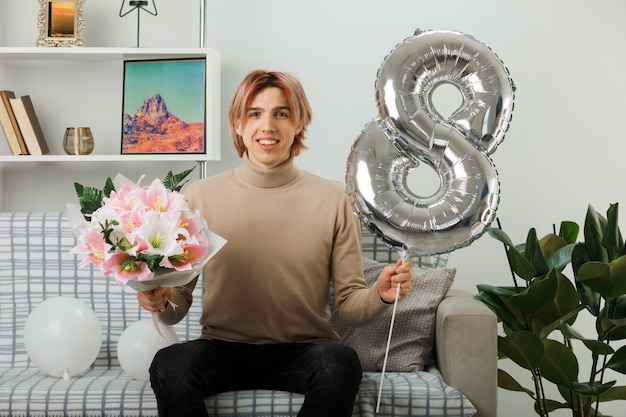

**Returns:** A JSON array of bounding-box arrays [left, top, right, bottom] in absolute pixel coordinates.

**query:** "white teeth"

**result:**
[[259, 140, 277, 145]]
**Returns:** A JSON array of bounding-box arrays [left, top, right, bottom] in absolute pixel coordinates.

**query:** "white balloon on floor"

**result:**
[[24, 296, 103, 379], [117, 318, 179, 380]]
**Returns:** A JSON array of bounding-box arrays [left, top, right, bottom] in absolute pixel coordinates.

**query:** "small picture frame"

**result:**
[[121, 58, 207, 155], [36, 0, 86, 47]]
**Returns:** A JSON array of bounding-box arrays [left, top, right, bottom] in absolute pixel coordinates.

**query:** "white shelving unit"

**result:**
[[0, 47, 221, 210], [0, 47, 221, 162]]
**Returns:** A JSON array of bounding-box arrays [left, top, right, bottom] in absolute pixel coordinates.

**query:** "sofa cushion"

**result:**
[[203, 369, 475, 417], [0, 367, 475, 417], [0, 366, 155, 417], [332, 258, 456, 372]]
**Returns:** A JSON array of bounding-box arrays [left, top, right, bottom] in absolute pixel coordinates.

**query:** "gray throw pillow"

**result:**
[[331, 258, 455, 372]]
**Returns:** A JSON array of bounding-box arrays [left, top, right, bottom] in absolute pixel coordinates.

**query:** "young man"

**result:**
[[138, 70, 414, 417]]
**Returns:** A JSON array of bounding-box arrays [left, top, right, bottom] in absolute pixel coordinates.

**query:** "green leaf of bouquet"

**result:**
[[578, 258, 626, 299], [497, 368, 534, 396], [163, 167, 196, 192], [103, 177, 115, 198], [78, 186, 103, 218], [499, 331, 544, 370], [74, 182, 85, 198], [114, 237, 133, 252], [539, 339, 579, 387], [604, 345, 626, 374], [140, 254, 164, 271], [571, 380, 616, 397]]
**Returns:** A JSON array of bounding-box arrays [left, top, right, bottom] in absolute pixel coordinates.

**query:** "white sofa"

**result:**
[[0, 212, 497, 417]]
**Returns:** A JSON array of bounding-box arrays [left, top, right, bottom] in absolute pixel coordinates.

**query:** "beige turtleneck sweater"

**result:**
[[160, 155, 389, 344]]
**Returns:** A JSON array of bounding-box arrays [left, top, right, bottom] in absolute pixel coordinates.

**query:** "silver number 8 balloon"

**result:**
[[346, 29, 516, 257]]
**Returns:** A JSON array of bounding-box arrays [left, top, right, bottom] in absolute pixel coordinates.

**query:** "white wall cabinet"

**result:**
[[0, 47, 220, 211]]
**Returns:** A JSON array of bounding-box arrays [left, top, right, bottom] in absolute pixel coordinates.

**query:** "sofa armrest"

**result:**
[[436, 289, 498, 417]]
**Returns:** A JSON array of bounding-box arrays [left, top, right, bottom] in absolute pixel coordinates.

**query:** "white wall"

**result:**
[[2, 1, 626, 416]]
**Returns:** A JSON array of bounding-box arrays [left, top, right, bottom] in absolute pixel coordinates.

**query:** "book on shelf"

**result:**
[[9, 95, 49, 156], [0, 90, 28, 155]]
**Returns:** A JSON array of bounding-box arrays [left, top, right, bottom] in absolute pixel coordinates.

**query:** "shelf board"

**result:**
[[0, 154, 218, 163], [0, 47, 215, 61]]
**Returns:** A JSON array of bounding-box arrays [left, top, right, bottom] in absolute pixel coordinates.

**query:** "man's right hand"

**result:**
[[137, 287, 172, 312]]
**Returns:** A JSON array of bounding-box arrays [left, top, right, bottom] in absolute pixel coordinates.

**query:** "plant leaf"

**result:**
[[559, 321, 614, 355], [571, 380, 616, 397], [486, 226, 537, 280], [541, 398, 571, 413], [539, 339, 579, 387], [571, 242, 592, 279], [601, 317, 626, 341], [559, 221, 580, 245], [499, 331, 544, 370], [546, 243, 576, 272], [578, 258, 626, 299], [509, 272, 558, 314], [603, 203, 624, 262], [584, 204, 608, 263], [604, 345, 626, 374], [538, 305, 585, 341], [602, 299, 626, 340], [539, 233, 567, 260], [475, 287, 526, 332], [487, 226, 515, 248], [525, 228, 550, 277], [508, 246, 537, 281], [599, 385, 626, 401], [497, 368, 535, 396], [532, 270, 580, 335], [576, 280, 602, 317]]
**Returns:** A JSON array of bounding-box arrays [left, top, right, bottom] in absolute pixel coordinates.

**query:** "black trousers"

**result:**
[[149, 339, 362, 417]]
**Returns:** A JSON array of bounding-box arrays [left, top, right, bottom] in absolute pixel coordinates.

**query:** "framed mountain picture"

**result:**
[[121, 58, 207, 155]]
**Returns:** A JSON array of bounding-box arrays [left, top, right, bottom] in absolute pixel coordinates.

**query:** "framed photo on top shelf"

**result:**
[[121, 58, 207, 155], [36, 0, 86, 47]]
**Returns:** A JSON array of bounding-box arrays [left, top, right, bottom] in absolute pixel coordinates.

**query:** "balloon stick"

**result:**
[[376, 251, 409, 413]]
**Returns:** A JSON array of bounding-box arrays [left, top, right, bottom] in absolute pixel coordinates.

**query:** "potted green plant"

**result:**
[[476, 203, 626, 416]]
